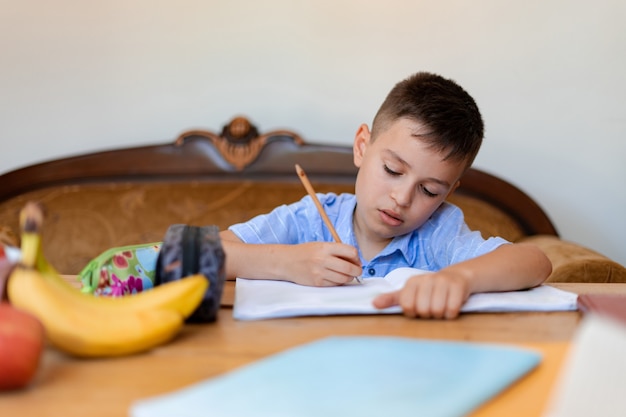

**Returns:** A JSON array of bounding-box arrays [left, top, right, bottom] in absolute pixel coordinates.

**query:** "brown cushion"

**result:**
[[0, 181, 355, 274], [447, 194, 525, 242], [520, 235, 626, 283], [0, 225, 18, 247]]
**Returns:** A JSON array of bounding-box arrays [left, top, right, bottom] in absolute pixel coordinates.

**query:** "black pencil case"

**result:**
[[155, 224, 226, 323]]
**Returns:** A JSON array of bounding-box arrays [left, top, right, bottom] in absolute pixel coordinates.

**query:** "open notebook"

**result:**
[[234, 267, 578, 321], [130, 336, 541, 417]]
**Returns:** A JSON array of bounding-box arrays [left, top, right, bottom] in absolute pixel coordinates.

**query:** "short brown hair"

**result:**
[[371, 72, 484, 169]]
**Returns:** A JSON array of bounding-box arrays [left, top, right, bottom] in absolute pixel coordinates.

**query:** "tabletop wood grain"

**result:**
[[1, 281, 624, 417]]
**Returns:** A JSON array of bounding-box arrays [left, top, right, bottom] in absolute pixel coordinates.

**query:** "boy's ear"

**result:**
[[353, 124, 371, 167]]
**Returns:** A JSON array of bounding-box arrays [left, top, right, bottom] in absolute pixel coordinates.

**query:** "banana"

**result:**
[[17, 203, 209, 319], [8, 265, 184, 357], [6, 202, 208, 357]]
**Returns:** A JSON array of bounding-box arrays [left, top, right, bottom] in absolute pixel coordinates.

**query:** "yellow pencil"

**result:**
[[295, 164, 363, 284]]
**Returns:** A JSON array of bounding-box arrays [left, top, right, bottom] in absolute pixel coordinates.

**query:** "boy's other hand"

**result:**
[[372, 271, 470, 319]]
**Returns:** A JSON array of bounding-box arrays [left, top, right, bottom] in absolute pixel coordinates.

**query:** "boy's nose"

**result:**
[[391, 184, 413, 207]]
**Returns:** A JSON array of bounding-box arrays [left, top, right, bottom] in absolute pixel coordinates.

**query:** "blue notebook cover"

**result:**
[[130, 336, 541, 417]]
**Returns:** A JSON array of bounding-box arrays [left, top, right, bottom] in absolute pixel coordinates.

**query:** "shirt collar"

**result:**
[[375, 232, 416, 265], [340, 197, 416, 265]]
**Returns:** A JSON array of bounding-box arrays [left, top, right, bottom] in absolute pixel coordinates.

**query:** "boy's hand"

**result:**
[[372, 271, 470, 319], [220, 230, 362, 285], [285, 242, 362, 287]]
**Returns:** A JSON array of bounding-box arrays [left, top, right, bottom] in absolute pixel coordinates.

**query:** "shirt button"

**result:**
[[368, 268, 376, 276]]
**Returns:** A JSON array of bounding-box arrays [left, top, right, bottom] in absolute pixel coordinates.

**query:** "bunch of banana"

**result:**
[[7, 202, 209, 358]]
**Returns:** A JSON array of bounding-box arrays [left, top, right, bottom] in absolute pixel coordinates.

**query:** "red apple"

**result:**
[[0, 253, 46, 391], [0, 302, 45, 390], [0, 250, 45, 391]]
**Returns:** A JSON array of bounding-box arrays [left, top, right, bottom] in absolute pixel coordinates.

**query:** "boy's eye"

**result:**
[[422, 186, 438, 198], [383, 164, 401, 176]]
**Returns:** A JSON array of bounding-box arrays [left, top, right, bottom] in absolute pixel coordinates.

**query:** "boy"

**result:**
[[219, 72, 552, 319]]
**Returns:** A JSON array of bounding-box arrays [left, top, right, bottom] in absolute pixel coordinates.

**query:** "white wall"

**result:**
[[1, 0, 624, 266]]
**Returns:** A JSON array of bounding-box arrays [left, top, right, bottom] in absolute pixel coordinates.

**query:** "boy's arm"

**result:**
[[447, 242, 552, 294], [219, 230, 362, 286], [373, 242, 552, 319]]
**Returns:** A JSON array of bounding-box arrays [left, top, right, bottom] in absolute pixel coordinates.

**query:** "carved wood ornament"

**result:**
[[174, 116, 305, 171]]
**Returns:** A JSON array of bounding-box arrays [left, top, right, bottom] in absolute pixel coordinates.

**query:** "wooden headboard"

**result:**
[[0, 116, 557, 274]]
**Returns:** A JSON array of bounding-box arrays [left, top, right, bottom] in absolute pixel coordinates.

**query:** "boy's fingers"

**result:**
[[429, 284, 449, 319], [444, 285, 466, 319], [326, 259, 362, 283], [337, 244, 362, 269], [372, 290, 400, 309], [414, 280, 435, 318]]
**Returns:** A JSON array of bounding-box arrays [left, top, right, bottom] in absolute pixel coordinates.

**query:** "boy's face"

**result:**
[[352, 117, 465, 250]]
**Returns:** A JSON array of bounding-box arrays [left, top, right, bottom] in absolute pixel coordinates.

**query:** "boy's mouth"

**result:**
[[379, 209, 403, 226]]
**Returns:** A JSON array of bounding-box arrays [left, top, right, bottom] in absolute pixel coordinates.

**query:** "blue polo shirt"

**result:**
[[228, 193, 508, 278]]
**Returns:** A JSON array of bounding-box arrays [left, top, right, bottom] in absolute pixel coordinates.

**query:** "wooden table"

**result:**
[[1, 282, 624, 417]]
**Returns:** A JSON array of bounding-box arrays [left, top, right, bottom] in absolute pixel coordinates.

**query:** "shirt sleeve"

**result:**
[[228, 194, 328, 244], [425, 203, 510, 269]]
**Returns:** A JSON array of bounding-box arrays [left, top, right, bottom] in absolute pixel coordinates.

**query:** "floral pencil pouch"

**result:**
[[78, 242, 162, 296], [78, 224, 225, 323]]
